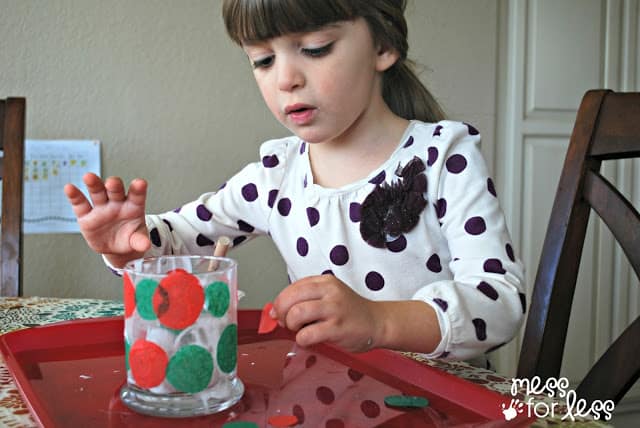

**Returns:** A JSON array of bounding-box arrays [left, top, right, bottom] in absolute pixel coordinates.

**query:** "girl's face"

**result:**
[[242, 18, 398, 145]]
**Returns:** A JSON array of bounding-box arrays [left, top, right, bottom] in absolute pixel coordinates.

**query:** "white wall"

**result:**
[[0, 0, 500, 309]]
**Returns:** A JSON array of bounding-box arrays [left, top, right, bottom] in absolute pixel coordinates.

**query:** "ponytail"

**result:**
[[382, 59, 445, 122]]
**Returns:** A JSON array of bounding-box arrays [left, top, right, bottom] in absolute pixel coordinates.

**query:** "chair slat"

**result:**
[[590, 93, 640, 159], [583, 170, 640, 280], [0, 98, 25, 297]]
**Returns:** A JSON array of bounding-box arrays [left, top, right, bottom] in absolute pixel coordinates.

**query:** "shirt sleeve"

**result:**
[[142, 138, 289, 257], [412, 121, 526, 361]]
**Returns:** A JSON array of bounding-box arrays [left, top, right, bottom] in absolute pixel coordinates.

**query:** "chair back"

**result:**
[[517, 90, 640, 405], [0, 97, 25, 297]]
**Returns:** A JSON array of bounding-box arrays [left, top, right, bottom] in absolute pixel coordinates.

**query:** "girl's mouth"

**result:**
[[285, 104, 316, 125]]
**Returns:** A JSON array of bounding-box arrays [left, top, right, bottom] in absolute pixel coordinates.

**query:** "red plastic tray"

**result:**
[[0, 310, 533, 427]]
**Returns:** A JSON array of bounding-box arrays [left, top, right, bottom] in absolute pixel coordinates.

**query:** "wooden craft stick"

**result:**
[[208, 236, 231, 270]]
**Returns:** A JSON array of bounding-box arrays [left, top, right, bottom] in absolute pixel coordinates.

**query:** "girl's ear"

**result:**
[[375, 46, 400, 72]]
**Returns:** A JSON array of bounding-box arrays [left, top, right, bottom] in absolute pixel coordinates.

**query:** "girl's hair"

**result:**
[[222, 0, 445, 123]]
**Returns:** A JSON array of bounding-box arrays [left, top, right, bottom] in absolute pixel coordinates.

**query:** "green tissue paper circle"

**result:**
[[135, 278, 158, 320], [217, 324, 238, 373], [205, 281, 230, 317], [125, 338, 131, 371], [166, 344, 214, 393]]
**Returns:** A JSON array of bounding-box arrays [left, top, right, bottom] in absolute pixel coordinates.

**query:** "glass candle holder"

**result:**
[[120, 256, 244, 417]]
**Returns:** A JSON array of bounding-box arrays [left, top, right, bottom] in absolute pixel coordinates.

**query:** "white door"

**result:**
[[494, 0, 640, 422]]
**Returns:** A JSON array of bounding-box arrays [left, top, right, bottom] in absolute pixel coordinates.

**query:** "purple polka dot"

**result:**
[[438, 351, 450, 358], [316, 386, 335, 404], [307, 207, 320, 227], [233, 236, 246, 246], [150, 228, 161, 247], [365, 271, 384, 291], [506, 243, 515, 261], [386, 235, 407, 252], [427, 146, 439, 166], [473, 318, 487, 341], [465, 122, 480, 135], [329, 245, 349, 266], [299, 142, 306, 154], [369, 170, 386, 185], [477, 281, 499, 300], [196, 234, 213, 246], [292, 404, 305, 424], [268, 189, 278, 208], [435, 198, 447, 219], [433, 298, 448, 312], [305, 355, 317, 368], [465, 217, 486, 235], [349, 202, 361, 222], [196, 204, 212, 221], [403, 136, 414, 148], [484, 258, 506, 274], [241, 183, 258, 201], [237, 219, 254, 233], [173, 206, 182, 213], [433, 125, 443, 136], [348, 368, 364, 381], [488, 178, 497, 197], [446, 154, 467, 174], [296, 237, 309, 256], [277, 198, 292, 216], [303, 174, 308, 188], [322, 269, 334, 276], [162, 219, 173, 231], [261, 154, 279, 168], [218, 182, 227, 190], [361, 400, 381, 418], [326, 419, 345, 428], [519, 293, 527, 313], [426, 254, 442, 272]]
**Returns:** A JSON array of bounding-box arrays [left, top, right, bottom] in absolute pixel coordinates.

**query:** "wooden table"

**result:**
[[0, 297, 606, 427]]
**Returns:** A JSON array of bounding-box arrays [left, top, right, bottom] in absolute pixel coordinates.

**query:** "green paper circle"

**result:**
[[205, 281, 230, 317], [125, 338, 131, 371], [384, 395, 429, 408], [166, 344, 213, 393], [135, 278, 158, 320], [222, 422, 259, 428], [217, 324, 238, 374]]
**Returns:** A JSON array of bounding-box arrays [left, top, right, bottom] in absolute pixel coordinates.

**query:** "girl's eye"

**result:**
[[301, 42, 334, 57], [252, 55, 274, 69]]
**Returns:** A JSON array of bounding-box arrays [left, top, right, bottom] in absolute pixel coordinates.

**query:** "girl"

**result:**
[[65, 0, 526, 361]]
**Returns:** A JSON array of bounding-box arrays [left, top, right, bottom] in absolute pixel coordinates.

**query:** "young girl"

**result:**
[[65, 0, 525, 361]]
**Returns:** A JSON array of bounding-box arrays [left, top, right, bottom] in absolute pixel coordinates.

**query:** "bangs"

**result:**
[[223, 0, 359, 44]]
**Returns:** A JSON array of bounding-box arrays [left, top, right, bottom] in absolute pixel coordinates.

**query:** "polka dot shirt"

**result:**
[[143, 120, 526, 360]]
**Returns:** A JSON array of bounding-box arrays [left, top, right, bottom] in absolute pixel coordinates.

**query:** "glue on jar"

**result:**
[[120, 256, 244, 417]]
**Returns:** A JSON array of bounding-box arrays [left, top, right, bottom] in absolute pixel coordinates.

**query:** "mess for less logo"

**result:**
[[502, 376, 615, 421]]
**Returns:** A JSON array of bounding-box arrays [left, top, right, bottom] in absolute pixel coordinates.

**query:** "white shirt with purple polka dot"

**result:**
[[143, 120, 526, 361]]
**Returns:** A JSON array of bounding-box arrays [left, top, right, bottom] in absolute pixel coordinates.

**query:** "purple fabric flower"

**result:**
[[360, 157, 428, 248]]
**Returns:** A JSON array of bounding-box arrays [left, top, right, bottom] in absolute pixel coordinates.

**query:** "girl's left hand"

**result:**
[[271, 274, 381, 352]]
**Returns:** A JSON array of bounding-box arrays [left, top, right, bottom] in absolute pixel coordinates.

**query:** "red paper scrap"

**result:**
[[267, 414, 298, 427], [258, 302, 278, 334]]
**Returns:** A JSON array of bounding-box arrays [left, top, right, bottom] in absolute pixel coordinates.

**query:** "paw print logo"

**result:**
[[501, 398, 525, 421]]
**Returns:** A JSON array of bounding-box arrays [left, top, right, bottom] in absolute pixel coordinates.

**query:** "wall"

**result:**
[[0, 0, 499, 309]]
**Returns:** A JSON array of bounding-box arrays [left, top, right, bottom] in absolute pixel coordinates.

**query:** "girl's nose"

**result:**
[[277, 57, 304, 92]]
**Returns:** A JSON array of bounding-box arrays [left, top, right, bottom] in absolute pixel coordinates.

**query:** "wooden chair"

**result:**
[[517, 90, 640, 405], [0, 98, 25, 297]]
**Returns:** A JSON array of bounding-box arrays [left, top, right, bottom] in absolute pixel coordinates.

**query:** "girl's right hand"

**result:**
[[64, 172, 151, 268]]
